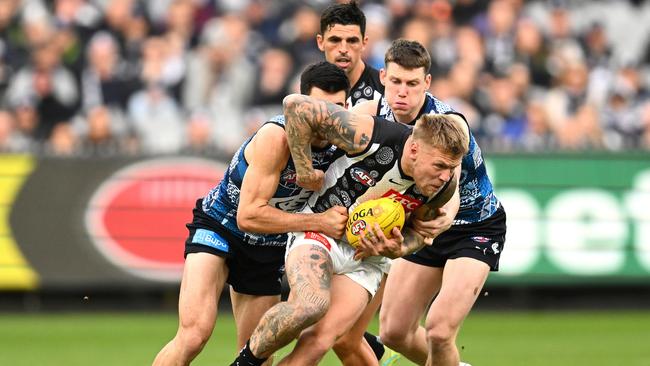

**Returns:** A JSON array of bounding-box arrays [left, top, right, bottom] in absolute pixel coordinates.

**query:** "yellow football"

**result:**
[[345, 197, 406, 248]]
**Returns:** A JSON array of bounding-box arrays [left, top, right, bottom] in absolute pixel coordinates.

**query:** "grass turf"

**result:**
[[0, 311, 648, 365]]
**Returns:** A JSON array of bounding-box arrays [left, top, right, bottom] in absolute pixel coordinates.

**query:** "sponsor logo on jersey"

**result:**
[[351, 167, 376, 187], [305, 231, 331, 251], [382, 189, 423, 212]]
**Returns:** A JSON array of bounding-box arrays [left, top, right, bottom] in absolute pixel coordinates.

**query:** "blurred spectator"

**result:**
[[250, 47, 294, 109], [81, 31, 140, 111], [70, 105, 131, 155], [545, 60, 603, 149], [0, 109, 30, 151], [182, 15, 255, 154], [0, 0, 647, 155], [4, 32, 79, 141]]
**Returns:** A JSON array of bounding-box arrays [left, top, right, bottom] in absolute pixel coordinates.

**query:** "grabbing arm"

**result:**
[[283, 94, 375, 190], [237, 124, 348, 239]]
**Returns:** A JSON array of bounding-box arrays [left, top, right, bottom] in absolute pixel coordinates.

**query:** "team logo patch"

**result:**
[[471, 236, 491, 243], [382, 189, 423, 212], [280, 170, 297, 186], [363, 86, 373, 97], [376, 147, 394, 165], [351, 167, 376, 187], [305, 231, 331, 251]]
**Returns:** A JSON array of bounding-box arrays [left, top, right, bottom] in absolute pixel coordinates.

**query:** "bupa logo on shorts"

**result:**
[[350, 167, 376, 187], [192, 229, 229, 253], [382, 189, 423, 212]]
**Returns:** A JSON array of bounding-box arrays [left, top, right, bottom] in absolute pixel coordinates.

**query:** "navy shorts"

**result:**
[[184, 200, 286, 296], [403, 206, 506, 271]]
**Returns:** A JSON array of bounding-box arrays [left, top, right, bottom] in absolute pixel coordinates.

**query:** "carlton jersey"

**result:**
[[306, 117, 448, 220], [202, 115, 343, 246], [377, 92, 501, 225], [348, 65, 384, 107]]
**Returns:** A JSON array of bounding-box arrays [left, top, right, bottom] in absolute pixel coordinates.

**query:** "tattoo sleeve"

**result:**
[[283, 94, 370, 177], [400, 227, 428, 256]]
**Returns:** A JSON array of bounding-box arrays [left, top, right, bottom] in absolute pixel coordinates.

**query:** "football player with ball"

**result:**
[[231, 91, 469, 365]]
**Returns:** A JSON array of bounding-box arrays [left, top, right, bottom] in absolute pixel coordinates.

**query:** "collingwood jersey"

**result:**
[[202, 115, 343, 246], [307, 117, 446, 219], [377, 92, 501, 224], [348, 64, 384, 107]]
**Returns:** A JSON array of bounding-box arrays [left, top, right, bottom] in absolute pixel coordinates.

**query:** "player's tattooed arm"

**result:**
[[399, 227, 430, 256], [283, 94, 372, 189]]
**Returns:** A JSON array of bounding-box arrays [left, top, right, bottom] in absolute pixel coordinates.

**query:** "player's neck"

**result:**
[[347, 62, 366, 87], [400, 135, 415, 177]]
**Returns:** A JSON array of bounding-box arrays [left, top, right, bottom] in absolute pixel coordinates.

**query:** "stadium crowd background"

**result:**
[[1, 0, 649, 157]]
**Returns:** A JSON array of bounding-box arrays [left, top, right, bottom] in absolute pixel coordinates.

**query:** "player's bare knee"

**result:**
[[292, 300, 330, 329], [300, 328, 337, 358], [425, 323, 455, 346], [178, 323, 212, 353], [379, 325, 410, 350]]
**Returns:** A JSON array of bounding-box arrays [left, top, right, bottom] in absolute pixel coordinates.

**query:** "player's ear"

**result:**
[[379, 68, 386, 85], [316, 34, 325, 51], [424, 73, 432, 89], [409, 140, 419, 157]]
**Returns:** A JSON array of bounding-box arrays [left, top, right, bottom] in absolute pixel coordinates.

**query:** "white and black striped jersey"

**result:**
[[348, 65, 384, 107], [307, 117, 446, 217], [377, 92, 501, 225]]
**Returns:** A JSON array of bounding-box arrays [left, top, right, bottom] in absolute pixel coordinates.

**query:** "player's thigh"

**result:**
[[178, 252, 228, 328], [426, 257, 490, 329], [230, 290, 280, 348], [285, 243, 333, 301], [306, 274, 371, 342], [380, 258, 443, 331], [341, 274, 386, 342]]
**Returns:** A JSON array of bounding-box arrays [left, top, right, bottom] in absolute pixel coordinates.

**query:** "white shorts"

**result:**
[[287, 231, 390, 296]]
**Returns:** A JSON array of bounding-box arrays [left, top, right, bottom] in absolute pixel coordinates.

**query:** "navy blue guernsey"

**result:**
[[202, 115, 343, 246], [377, 92, 501, 224]]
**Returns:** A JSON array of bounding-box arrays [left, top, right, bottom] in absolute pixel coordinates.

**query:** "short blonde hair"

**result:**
[[412, 114, 469, 159]]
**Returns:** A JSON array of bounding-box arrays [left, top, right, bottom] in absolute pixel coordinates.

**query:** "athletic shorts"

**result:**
[[184, 199, 285, 296], [286, 231, 389, 296], [403, 206, 506, 271]]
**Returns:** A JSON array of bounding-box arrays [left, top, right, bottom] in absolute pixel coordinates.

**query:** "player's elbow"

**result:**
[[236, 207, 258, 232], [282, 93, 303, 114]]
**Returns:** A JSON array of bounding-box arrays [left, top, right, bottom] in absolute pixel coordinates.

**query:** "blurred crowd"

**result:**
[[1, 0, 650, 156]]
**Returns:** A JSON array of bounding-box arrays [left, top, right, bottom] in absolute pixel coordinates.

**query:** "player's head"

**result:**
[[300, 61, 350, 107], [381, 39, 432, 122], [317, 1, 367, 75], [407, 114, 468, 197]]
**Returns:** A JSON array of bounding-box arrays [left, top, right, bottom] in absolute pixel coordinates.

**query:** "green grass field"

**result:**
[[1, 310, 649, 365]]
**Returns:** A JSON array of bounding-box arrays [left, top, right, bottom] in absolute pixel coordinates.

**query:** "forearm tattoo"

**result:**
[[284, 95, 370, 175], [401, 228, 428, 256], [250, 245, 333, 357]]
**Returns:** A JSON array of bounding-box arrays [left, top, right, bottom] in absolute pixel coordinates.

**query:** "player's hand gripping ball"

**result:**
[[345, 197, 406, 248]]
